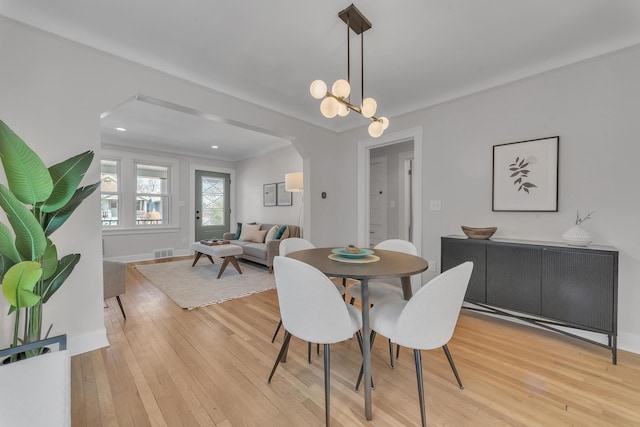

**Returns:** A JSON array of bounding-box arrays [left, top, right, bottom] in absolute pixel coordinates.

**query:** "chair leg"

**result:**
[[388, 339, 395, 368], [115, 295, 126, 319], [413, 349, 427, 427], [268, 331, 292, 383], [323, 343, 331, 427], [354, 330, 376, 392], [442, 344, 464, 389], [349, 297, 355, 305], [271, 319, 282, 343], [308, 342, 312, 364], [317, 343, 320, 356]]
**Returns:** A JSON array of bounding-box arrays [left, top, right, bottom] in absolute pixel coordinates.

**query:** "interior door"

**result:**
[[369, 157, 387, 247], [195, 170, 230, 240]]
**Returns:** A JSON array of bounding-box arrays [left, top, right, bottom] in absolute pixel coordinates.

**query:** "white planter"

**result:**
[[562, 225, 592, 246]]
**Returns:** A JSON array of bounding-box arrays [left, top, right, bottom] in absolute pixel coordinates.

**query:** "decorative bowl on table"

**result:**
[[461, 226, 497, 240], [331, 247, 374, 259]]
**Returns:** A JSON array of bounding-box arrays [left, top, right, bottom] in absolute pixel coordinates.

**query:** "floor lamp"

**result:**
[[285, 172, 303, 236]]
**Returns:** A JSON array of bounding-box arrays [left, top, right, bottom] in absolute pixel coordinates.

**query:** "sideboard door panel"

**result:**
[[487, 245, 541, 315], [541, 249, 615, 332], [441, 238, 486, 303]]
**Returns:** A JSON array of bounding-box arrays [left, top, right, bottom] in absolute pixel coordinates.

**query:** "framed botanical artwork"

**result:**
[[276, 182, 292, 206], [492, 136, 559, 212], [263, 183, 277, 207]]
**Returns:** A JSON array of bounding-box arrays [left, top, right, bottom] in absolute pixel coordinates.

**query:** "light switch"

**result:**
[[390, 200, 396, 208], [430, 200, 441, 211]]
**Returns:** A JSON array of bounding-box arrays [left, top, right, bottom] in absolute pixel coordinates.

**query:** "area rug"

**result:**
[[135, 258, 275, 310]]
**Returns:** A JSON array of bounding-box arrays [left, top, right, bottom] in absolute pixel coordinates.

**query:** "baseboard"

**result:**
[[68, 328, 109, 356], [104, 248, 191, 263], [618, 331, 640, 355]]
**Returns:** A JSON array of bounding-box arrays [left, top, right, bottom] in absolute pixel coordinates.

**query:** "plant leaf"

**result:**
[[0, 253, 16, 283], [510, 171, 519, 177], [520, 162, 529, 168], [0, 221, 20, 263], [524, 188, 530, 193], [42, 253, 80, 303], [43, 182, 99, 236], [0, 184, 47, 260], [509, 167, 518, 171], [0, 121, 53, 205], [1, 261, 42, 309], [40, 151, 94, 213], [514, 178, 522, 185], [41, 239, 58, 280]]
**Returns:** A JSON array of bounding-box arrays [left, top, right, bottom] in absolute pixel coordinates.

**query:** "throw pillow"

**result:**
[[265, 225, 279, 243], [281, 226, 290, 239], [233, 222, 243, 240], [239, 223, 261, 241], [242, 227, 268, 243], [274, 225, 288, 239]]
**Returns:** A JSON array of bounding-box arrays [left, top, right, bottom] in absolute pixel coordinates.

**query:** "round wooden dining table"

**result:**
[[286, 247, 429, 421]]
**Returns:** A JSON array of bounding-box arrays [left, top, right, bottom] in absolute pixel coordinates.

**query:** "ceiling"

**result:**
[[3, 1, 640, 160]]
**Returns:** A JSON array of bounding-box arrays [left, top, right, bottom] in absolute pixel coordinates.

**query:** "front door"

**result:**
[[195, 170, 230, 240]]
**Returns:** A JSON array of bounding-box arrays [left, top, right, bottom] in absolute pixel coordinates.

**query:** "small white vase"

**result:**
[[562, 225, 592, 246]]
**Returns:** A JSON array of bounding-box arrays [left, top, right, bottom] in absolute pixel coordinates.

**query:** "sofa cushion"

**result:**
[[265, 225, 279, 243], [241, 242, 268, 259], [274, 225, 288, 239], [239, 223, 261, 241], [233, 222, 243, 240], [242, 227, 266, 243]]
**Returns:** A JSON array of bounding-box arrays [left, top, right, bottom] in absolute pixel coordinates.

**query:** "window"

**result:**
[[100, 159, 120, 226], [101, 149, 177, 230], [136, 163, 169, 225]]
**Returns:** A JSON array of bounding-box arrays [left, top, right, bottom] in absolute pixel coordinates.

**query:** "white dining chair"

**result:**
[[356, 261, 473, 427], [348, 239, 420, 367], [272, 238, 347, 363], [267, 256, 363, 427]]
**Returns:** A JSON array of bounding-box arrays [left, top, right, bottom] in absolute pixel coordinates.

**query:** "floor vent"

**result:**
[[154, 248, 174, 259]]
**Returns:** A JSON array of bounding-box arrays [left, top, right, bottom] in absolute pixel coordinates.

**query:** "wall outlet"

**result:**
[[429, 200, 441, 211], [427, 260, 438, 272]]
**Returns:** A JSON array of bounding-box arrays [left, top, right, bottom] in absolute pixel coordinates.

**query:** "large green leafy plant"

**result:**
[[0, 120, 98, 355]]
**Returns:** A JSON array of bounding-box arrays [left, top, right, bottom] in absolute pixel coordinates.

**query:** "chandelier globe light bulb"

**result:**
[[332, 79, 351, 98], [380, 117, 390, 130], [368, 120, 384, 138], [320, 96, 339, 118], [361, 97, 377, 118], [310, 80, 328, 99], [337, 103, 350, 117]]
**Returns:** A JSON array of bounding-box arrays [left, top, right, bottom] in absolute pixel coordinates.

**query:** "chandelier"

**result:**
[[309, 4, 389, 138]]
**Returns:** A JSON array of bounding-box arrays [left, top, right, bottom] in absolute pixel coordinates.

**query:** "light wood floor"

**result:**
[[72, 257, 640, 426]]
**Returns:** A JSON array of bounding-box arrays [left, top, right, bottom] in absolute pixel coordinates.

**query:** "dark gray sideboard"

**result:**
[[441, 236, 619, 364]]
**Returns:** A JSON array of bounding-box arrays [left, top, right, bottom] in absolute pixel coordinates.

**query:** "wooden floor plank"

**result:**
[[71, 257, 640, 426]]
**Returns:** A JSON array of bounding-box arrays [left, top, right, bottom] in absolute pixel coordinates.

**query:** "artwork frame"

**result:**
[[276, 182, 292, 206], [492, 136, 559, 212], [263, 183, 277, 207]]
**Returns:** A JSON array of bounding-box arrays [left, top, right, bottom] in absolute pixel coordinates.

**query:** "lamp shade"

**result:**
[[285, 172, 303, 192]]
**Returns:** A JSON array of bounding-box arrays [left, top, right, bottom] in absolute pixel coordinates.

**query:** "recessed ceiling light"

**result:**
[[211, 145, 219, 149], [115, 127, 126, 132]]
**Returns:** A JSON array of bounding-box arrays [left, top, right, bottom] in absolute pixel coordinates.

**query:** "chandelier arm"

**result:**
[[325, 92, 381, 122]]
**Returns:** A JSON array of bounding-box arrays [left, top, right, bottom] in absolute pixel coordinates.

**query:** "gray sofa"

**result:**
[[223, 223, 300, 272]]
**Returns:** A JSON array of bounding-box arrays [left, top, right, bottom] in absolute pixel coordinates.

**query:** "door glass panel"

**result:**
[[201, 176, 225, 226]]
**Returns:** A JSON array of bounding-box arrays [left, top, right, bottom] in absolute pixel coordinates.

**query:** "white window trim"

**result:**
[[101, 148, 179, 232]]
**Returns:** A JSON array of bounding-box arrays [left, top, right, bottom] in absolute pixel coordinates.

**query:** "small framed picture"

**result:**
[[492, 136, 559, 212], [276, 182, 292, 206], [263, 183, 277, 207]]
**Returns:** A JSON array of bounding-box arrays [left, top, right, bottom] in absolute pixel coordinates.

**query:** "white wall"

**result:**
[[235, 145, 302, 227], [339, 46, 640, 353], [0, 18, 341, 354], [2, 16, 638, 356]]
